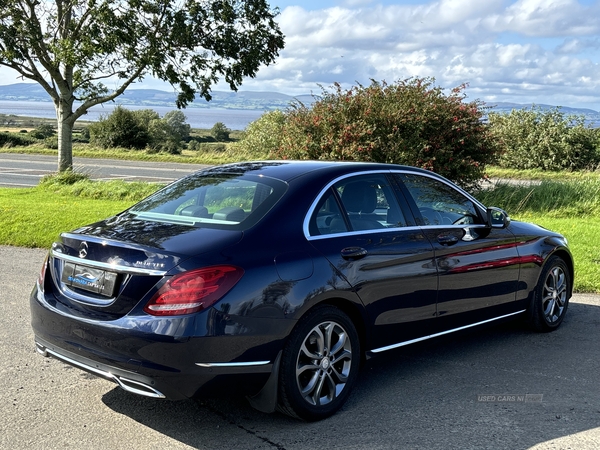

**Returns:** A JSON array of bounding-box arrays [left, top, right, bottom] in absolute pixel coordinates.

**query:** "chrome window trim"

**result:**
[[370, 310, 526, 354], [195, 360, 271, 368], [303, 169, 487, 241], [51, 249, 168, 276], [307, 223, 491, 241]]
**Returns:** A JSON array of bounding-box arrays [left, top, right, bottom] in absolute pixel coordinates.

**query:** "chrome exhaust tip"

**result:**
[[34, 341, 166, 399], [35, 342, 48, 357]]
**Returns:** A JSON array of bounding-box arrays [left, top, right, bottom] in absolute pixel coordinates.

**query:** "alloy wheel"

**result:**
[[542, 265, 568, 324], [295, 320, 353, 407]]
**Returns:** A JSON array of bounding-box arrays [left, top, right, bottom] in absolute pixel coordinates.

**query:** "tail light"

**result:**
[[144, 265, 244, 316]]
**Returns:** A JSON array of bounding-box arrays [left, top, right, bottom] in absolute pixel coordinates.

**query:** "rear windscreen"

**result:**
[[129, 173, 287, 230]]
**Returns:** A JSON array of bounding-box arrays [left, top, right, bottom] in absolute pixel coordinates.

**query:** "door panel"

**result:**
[[395, 173, 520, 331], [306, 173, 438, 350], [310, 230, 438, 350], [422, 226, 519, 328]]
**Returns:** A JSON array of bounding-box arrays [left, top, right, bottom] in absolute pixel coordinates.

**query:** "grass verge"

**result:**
[[0, 188, 133, 248], [475, 178, 600, 217], [486, 166, 600, 181], [510, 215, 599, 293], [1, 143, 265, 166], [474, 179, 600, 293], [0, 177, 160, 248]]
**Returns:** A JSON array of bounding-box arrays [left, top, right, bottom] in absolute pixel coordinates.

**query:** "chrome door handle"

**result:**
[[341, 247, 368, 260]]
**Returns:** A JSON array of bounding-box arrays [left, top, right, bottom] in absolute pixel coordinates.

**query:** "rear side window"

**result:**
[[129, 174, 287, 230], [309, 173, 407, 236]]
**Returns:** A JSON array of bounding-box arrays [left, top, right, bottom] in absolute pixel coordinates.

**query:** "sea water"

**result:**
[[0, 100, 265, 130]]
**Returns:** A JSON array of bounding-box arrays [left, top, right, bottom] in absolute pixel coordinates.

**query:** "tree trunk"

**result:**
[[56, 95, 76, 172]]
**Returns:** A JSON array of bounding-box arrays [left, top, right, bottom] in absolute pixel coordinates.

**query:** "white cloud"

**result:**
[[238, 0, 600, 109], [2, 0, 599, 110], [486, 0, 600, 36]]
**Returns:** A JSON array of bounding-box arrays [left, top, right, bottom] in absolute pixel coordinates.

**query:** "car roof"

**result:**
[[195, 160, 436, 183]]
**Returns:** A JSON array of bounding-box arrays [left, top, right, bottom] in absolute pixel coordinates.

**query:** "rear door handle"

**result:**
[[437, 234, 459, 246], [341, 247, 368, 260]]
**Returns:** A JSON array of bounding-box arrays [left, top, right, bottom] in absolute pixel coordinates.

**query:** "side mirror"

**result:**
[[486, 207, 510, 229]]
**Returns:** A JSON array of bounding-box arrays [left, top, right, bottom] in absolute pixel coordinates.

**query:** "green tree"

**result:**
[[488, 107, 600, 171], [234, 110, 285, 158], [89, 106, 150, 149], [0, 0, 284, 171], [276, 79, 499, 188], [30, 124, 56, 139], [211, 122, 231, 141], [148, 119, 182, 154], [163, 110, 191, 142], [147, 110, 191, 153], [133, 109, 161, 129]]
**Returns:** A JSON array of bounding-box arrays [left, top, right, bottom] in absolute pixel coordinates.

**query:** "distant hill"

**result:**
[[490, 101, 600, 117], [0, 83, 314, 111], [0, 83, 598, 125]]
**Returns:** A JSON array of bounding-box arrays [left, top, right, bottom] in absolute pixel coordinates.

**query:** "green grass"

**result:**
[[38, 173, 161, 201], [510, 215, 599, 293], [473, 179, 600, 293], [486, 166, 600, 181], [0, 178, 160, 248], [0, 188, 133, 248], [474, 178, 600, 218], [1, 125, 248, 165]]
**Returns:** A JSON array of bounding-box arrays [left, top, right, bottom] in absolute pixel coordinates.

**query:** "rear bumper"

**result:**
[[30, 284, 288, 400]]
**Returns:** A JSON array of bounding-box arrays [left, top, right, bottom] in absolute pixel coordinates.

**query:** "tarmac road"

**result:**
[[0, 153, 207, 187], [2, 245, 600, 450]]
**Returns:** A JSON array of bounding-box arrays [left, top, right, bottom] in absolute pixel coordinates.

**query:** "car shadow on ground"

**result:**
[[102, 302, 600, 449]]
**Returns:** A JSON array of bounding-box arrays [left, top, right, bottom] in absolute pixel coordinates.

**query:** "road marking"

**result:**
[[0, 182, 34, 187], [0, 172, 45, 177], [106, 174, 175, 181], [0, 167, 50, 173]]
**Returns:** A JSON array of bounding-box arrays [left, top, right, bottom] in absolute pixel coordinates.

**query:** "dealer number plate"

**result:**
[[61, 262, 118, 297]]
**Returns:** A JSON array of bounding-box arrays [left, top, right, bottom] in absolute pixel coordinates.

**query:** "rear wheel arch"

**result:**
[[309, 298, 368, 362]]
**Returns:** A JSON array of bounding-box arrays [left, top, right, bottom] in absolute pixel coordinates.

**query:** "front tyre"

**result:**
[[529, 256, 570, 332], [277, 305, 360, 421]]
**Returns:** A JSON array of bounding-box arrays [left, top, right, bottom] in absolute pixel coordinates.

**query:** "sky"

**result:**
[[1, 0, 599, 110]]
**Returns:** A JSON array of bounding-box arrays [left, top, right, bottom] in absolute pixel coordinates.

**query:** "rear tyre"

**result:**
[[277, 305, 360, 421], [529, 256, 570, 332]]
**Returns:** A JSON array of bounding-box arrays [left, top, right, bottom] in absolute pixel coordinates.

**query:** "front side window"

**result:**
[[398, 174, 482, 226], [309, 173, 406, 236], [129, 173, 287, 230]]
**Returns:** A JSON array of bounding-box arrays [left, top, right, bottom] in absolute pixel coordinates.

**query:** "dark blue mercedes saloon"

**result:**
[[31, 161, 573, 420]]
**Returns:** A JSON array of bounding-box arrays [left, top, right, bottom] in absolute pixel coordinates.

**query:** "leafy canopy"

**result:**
[[89, 106, 192, 154], [211, 122, 231, 141], [488, 107, 600, 171], [0, 0, 284, 170], [250, 78, 498, 188], [0, 0, 284, 108]]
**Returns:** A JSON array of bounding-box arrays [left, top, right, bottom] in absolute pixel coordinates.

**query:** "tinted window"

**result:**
[[309, 174, 406, 236], [129, 174, 286, 230], [309, 189, 349, 236], [399, 174, 481, 226]]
